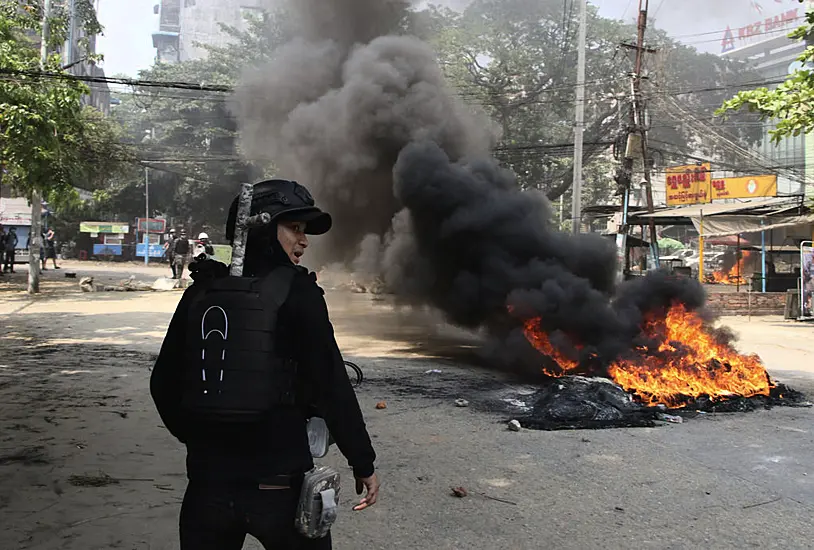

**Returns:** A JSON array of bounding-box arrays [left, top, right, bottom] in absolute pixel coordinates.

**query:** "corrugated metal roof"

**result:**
[[633, 197, 799, 219]]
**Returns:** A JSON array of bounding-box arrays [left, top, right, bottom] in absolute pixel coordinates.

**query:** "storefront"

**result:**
[[79, 222, 131, 260]]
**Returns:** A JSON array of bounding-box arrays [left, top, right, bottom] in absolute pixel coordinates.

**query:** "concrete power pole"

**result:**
[[571, 0, 587, 234], [67, 0, 76, 67], [29, 0, 52, 294], [632, 0, 660, 267]]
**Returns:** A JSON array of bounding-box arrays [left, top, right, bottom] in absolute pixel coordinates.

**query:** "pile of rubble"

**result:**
[[79, 276, 187, 293]]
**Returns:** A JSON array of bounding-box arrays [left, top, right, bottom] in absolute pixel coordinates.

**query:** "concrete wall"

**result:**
[[705, 291, 787, 316], [179, 0, 265, 61]]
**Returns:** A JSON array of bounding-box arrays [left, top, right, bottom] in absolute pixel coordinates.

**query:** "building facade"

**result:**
[[64, 27, 111, 115], [721, 2, 813, 198], [152, 0, 266, 63]]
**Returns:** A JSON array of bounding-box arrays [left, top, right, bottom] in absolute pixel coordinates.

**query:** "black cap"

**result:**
[[225, 179, 332, 242]]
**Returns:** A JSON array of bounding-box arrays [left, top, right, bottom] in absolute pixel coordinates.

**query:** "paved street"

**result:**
[[1, 263, 813, 549]]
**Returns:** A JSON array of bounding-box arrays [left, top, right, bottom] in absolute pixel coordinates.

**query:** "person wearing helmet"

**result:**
[[194, 232, 214, 259], [150, 179, 378, 549]]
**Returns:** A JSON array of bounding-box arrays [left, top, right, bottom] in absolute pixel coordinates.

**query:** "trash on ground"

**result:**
[[657, 413, 684, 424]]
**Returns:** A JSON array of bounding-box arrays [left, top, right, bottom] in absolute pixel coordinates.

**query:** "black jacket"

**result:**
[[150, 259, 376, 482]]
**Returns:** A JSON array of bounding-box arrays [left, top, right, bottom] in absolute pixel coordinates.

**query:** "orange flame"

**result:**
[[519, 317, 580, 376], [711, 251, 752, 285], [514, 303, 773, 408]]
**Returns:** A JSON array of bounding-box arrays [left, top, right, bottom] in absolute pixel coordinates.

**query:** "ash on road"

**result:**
[[1, 263, 813, 549]]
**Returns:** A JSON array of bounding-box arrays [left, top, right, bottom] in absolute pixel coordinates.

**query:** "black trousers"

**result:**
[[180, 481, 332, 549], [3, 250, 14, 272]]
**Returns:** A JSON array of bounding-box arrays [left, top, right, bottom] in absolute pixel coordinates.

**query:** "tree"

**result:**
[[0, 1, 124, 292], [105, 8, 301, 239], [429, 0, 763, 203], [0, 1, 121, 203], [717, 1, 813, 144]]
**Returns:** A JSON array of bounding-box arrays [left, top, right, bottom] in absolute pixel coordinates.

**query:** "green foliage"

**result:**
[[104, 0, 765, 236], [104, 7, 302, 239], [0, 0, 122, 204], [717, 0, 814, 144], [428, 0, 762, 201]]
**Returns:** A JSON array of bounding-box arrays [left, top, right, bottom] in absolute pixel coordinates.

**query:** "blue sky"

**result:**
[[94, 0, 796, 77]]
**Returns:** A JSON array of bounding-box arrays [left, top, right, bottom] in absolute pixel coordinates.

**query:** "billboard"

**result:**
[[666, 163, 711, 206], [720, 8, 801, 53], [710, 175, 777, 200], [137, 218, 167, 234], [136, 243, 165, 258], [80, 222, 129, 234]]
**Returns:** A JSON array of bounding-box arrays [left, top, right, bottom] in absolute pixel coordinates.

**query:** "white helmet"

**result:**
[[198, 232, 209, 240]]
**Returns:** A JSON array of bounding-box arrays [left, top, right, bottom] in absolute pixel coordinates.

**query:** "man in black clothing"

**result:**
[[150, 179, 379, 549], [172, 229, 191, 279], [3, 227, 18, 273], [0, 225, 5, 275], [45, 228, 59, 269]]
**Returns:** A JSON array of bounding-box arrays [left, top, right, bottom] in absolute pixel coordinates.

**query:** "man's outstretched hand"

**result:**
[[353, 473, 380, 511]]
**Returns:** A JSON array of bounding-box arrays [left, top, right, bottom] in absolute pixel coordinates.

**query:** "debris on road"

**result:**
[[657, 413, 684, 424], [375, 401, 387, 410], [79, 276, 155, 293], [454, 399, 469, 408], [477, 492, 518, 506], [151, 277, 182, 291], [424, 369, 442, 374], [450, 486, 468, 498], [68, 472, 120, 487], [507, 419, 522, 432]]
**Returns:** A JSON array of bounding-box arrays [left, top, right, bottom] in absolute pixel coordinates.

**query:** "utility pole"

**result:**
[[571, 0, 587, 234], [29, 0, 52, 294], [143, 128, 154, 265], [144, 166, 150, 265], [67, 0, 76, 67], [631, 0, 660, 268], [619, 0, 659, 270]]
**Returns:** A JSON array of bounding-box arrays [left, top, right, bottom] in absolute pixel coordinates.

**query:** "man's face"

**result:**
[[277, 221, 309, 265]]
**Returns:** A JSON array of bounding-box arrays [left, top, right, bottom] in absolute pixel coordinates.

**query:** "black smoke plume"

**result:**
[[233, 0, 716, 374]]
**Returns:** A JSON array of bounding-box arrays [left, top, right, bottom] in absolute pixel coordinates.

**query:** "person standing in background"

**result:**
[[0, 225, 6, 276], [172, 229, 191, 280], [164, 228, 177, 278], [45, 228, 59, 269], [3, 227, 18, 273]]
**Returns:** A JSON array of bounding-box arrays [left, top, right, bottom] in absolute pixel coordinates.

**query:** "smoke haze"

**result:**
[[233, 0, 717, 374]]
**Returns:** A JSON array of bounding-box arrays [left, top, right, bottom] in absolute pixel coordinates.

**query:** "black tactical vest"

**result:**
[[182, 266, 297, 423]]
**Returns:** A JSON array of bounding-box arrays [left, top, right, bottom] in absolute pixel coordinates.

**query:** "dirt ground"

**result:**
[[1, 261, 814, 549]]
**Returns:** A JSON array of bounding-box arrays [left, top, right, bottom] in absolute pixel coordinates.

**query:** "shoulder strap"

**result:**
[[258, 266, 297, 320]]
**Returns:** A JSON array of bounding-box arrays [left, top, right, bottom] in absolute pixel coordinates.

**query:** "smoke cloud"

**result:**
[[233, 0, 715, 374]]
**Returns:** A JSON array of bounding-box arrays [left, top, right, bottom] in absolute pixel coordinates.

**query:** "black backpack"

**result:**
[[181, 266, 298, 423]]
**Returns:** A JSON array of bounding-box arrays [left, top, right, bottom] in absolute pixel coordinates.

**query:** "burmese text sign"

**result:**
[[666, 163, 711, 206], [710, 175, 777, 200]]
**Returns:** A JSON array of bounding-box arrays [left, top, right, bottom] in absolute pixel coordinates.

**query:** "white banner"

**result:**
[[691, 214, 814, 238]]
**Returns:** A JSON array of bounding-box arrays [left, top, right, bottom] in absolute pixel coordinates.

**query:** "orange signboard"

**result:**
[[710, 175, 777, 200], [666, 163, 712, 206]]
